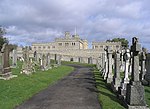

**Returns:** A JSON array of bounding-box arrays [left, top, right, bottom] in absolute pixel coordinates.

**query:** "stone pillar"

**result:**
[[106, 46, 113, 83], [126, 37, 147, 109], [12, 49, 17, 68], [111, 51, 121, 92]]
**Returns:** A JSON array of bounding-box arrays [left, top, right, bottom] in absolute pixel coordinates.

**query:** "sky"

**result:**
[[0, 0, 150, 50]]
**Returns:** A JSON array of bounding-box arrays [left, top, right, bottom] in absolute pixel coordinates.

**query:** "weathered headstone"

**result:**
[[126, 37, 147, 109], [103, 49, 108, 80], [0, 43, 17, 80], [106, 46, 113, 83], [140, 51, 146, 82], [57, 55, 62, 66], [20, 46, 35, 75], [40, 54, 47, 71], [119, 49, 130, 98], [34, 51, 37, 61], [120, 49, 125, 72], [111, 51, 121, 92], [12, 49, 17, 68], [45, 53, 51, 70], [145, 53, 150, 85]]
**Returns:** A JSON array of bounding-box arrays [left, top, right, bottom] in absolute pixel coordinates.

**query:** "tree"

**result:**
[[106, 38, 129, 48], [0, 26, 8, 49], [0, 26, 17, 50]]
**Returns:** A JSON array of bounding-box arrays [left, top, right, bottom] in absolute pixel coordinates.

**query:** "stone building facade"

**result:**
[[16, 32, 122, 64]]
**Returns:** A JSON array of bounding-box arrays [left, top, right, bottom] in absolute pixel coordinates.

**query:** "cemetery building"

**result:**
[[15, 31, 122, 64]]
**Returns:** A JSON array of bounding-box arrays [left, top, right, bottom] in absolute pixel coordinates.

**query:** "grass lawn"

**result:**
[[145, 86, 150, 107], [93, 69, 125, 109], [0, 61, 74, 109]]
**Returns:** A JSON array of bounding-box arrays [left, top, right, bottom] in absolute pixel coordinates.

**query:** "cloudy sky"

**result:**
[[0, 0, 150, 49]]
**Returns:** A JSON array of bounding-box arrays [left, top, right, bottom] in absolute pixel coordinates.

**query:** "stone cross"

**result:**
[[123, 49, 130, 83], [1, 43, 11, 74], [126, 37, 147, 107], [130, 37, 141, 82], [0, 43, 17, 80]]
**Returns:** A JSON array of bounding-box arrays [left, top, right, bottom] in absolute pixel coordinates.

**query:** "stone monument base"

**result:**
[[0, 72, 17, 80], [126, 81, 148, 109], [126, 104, 149, 109]]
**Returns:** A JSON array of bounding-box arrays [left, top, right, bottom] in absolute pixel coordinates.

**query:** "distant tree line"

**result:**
[[106, 38, 129, 48]]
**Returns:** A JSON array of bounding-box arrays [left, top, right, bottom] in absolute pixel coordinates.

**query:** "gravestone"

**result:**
[[106, 46, 113, 83], [20, 46, 35, 75], [111, 51, 121, 92], [45, 53, 51, 70], [140, 50, 147, 84], [119, 49, 130, 98], [12, 49, 17, 68], [57, 55, 62, 66], [0, 43, 17, 80], [103, 49, 108, 80], [34, 51, 37, 61], [40, 54, 47, 71], [126, 37, 148, 109], [120, 49, 125, 72], [145, 53, 150, 85]]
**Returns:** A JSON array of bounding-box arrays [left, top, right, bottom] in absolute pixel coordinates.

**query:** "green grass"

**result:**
[[145, 86, 150, 107], [0, 61, 74, 109], [93, 69, 125, 109]]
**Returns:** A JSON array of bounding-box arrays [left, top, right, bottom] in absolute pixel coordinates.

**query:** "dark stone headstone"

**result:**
[[126, 37, 148, 109]]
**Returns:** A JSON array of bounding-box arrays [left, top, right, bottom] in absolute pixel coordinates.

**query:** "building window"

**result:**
[[100, 46, 103, 48], [52, 46, 55, 48], [72, 43, 75, 46], [43, 46, 45, 49], [58, 43, 62, 46], [48, 46, 50, 49], [116, 45, 119, 48], [95, 46, 98, 49], [65, 43, 69, 46], [38, 46, 41, 49]]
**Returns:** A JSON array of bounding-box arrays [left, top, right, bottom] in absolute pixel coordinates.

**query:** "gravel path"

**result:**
[[15, 64, 101, 109]]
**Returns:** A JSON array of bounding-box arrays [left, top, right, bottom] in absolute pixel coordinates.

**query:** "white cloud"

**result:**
[[0, 0, 150, 50]]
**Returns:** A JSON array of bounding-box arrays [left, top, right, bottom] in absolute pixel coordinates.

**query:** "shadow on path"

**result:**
[[15, 64, 101, 109]]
